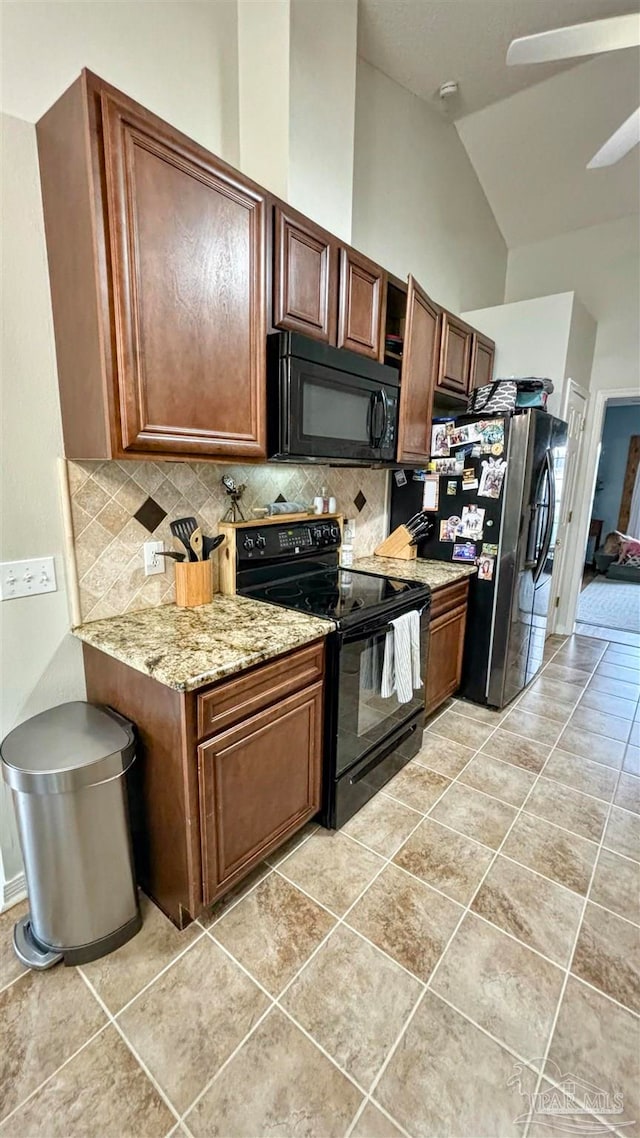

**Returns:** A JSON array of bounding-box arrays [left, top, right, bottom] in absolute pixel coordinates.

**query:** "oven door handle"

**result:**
[[340, 603, 430, 644]]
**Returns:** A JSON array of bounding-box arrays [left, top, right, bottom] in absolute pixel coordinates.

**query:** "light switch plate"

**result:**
[[1, 557, 57, 600]]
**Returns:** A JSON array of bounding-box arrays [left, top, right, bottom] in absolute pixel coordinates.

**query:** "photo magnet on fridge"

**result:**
[[478, 458, 507, 499], [446, 480, 458, 496], [429, 457, 464, 475], [440, 517, 461, 541], [482, 543, 498, 557], [394, 470, 407, 487], [462, 468, 479, 491], [477, 420, 505, 453], [431, 422, 453, 457], [422, 476, 439, 511], [452, 541, 477, 562], [459, 504, 485, 539], [446, 423, 480, 448], [477, 556, 495, 581]]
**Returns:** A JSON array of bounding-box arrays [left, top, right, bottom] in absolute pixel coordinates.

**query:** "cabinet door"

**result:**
[[101, 92, 266, 458], [199, 682, 323, 904], [337, 248, 385, 360], [437, 312, 473, 396], [469, 332, 495, 391], [396, 275, 440, 465], [425, 601, 468, 716], [273, 207, 338, 343]]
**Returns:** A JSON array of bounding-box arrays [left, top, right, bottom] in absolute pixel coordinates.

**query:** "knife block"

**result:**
[[175, 559, 213, 607], [374, 525, 417, 561]]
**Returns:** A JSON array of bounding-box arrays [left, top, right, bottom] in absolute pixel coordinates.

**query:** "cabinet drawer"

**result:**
[[430, 579, 470, 621], [426, 601, 468, 716], [197, 640, 325, 738]]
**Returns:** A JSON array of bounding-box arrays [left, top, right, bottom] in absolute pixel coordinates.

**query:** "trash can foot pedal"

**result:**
[[13, 915, 63, 971]]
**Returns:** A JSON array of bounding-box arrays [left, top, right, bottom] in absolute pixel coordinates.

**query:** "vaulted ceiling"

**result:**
[[358, 0, 640, 246]]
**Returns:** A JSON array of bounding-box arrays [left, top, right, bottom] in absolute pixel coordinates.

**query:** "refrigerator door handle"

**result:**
[[533, 449, 556, 584]]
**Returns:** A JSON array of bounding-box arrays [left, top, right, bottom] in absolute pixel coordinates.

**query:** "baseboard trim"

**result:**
[[3, 872, 27, 911]]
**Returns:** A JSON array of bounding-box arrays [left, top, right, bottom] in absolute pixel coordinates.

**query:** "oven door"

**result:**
[[335, 608, 429, 777], [283, 357, 398, 463]]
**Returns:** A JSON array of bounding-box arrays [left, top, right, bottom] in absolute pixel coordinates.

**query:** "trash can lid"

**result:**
[[1, 702, 135, 794]]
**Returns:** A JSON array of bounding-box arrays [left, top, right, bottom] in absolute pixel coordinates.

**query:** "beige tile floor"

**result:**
[[1, 632, 639, 1138]]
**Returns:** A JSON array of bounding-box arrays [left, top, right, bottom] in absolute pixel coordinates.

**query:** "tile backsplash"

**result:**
[[67, 460, 390, 622]]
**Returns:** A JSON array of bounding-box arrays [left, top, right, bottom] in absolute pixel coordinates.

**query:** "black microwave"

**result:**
[[267, 332, 400, 464]]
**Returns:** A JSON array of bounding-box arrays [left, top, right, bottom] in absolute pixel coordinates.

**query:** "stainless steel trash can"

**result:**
[[0, 701, 141, 970]]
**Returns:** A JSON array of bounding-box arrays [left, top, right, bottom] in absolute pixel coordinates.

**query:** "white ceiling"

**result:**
[[357, 0, 640, 118], [358, 0, 640, 247]]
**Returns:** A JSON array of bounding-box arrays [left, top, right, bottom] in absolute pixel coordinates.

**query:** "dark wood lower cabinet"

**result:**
[[83, 639, 325, 927], [425, 580, 469, 716], [199, 683, 323, 904]]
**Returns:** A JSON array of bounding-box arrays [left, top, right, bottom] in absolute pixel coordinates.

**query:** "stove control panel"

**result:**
[[237, 519, 341, 562]]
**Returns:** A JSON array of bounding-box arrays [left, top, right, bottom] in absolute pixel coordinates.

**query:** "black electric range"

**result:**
[[235, 518, 431, 827]]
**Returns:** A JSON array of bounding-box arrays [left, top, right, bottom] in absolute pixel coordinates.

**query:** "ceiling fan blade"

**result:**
[[507, 13, 640, 65], [587, 106, 640, 168]]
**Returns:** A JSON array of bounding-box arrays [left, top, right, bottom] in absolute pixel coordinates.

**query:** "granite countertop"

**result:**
[[351, 555, 477, 591], [73, 595, 334, 692]]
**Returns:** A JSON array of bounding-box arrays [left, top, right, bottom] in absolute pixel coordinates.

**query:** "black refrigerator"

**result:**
[[391, 409, 568, 708]]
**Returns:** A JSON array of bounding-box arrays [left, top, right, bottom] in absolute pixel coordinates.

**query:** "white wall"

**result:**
[[352, 60, 507, 314], [237, 0, 290, 195], [505, 217, 640, 398], [0, 114, 88, 893], [289, 0, 357, 241], [0, 0, 240, 156], [462, 293, 597, 418]]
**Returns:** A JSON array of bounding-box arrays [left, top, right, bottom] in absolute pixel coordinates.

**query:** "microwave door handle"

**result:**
[[367, 392, 376, 448], [372, 390, 384, 448], [378, 388, 389, 448]]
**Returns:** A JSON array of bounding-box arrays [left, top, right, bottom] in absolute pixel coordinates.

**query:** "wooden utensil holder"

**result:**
[[373, 525, 417, 561], [175, 559, 213, 607]]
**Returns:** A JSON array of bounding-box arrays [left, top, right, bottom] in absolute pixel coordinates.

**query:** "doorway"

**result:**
[[575, 398, 640, 639]]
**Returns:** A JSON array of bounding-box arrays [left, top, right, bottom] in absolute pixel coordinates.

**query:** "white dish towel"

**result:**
[[381, 610, 423, 704]]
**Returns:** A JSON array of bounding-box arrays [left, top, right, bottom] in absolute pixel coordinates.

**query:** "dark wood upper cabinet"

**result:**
[[469, 331, 496, 391], [273, 206, 338, 344], [37, 70, 267, 461], [396, 276, 440, 465], [337, 247, 385, 360], [437, 311, 474, 397]]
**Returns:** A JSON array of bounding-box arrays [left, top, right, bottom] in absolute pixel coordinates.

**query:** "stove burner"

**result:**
[[265, 583, 304, 602]]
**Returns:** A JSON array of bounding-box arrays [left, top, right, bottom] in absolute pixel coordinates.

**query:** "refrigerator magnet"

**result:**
[[478, 458, 507, 499], [394, 470, 408, 487], [452, 541, 477, 562], [482, 542, 498, 557], [440, 517, 461, 541], [477, 419, 505, 452], [460, 504, 485, 539], [477, 555, 495, 581], [446, 480, 458, 496], [462, 468, 479, 491], [431, 423, 452, 457], [422, 476, 439, 511], [431, 457, 461, 475], [447, 423, 480, 448]]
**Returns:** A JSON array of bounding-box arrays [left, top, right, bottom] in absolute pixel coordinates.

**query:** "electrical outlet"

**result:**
[[143, 540, 165, 576], [1, 557, 57, 600]]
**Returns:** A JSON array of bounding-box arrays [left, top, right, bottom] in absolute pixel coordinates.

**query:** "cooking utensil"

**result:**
[[203, 534, 225, 559], [410, 519, 435, 545], [189, 527, 203, 561], [170, 517, 197, 560], [157, 550, 186, 563]]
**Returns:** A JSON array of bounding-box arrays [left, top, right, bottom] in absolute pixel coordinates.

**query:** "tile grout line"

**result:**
[[357, 641, 618, 1138], [0, 1021, 111, 1129], [76, 968, 184, 1127], [523, 697, 636, 1138], [190, 790, 454, 1136]]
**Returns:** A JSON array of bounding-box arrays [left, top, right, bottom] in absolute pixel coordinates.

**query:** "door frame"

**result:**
[[546, 380, 588, 634], [554, 383, 639, 635]]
